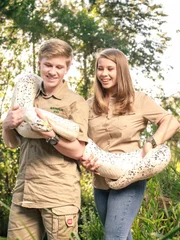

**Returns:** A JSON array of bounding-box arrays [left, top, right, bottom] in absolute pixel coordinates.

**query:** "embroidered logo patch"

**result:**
[[50, 107, 63, 114]]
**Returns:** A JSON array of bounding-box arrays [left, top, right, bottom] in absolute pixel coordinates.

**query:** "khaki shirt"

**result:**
[[12, 81, 89, 213], [88, 92, 170, 190]]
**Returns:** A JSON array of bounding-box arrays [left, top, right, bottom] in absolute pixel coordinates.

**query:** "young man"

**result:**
[[2, 39, 89, 240]]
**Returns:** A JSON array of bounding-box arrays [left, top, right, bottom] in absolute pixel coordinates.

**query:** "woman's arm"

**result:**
[[153, 114, 180, 144], [142, 114, 180, 157]]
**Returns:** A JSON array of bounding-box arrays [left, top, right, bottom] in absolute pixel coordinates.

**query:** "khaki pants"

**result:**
[[7, 203, 79, 240]]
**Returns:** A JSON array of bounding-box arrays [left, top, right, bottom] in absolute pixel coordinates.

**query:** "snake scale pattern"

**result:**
[[11, 73, 171, 189]]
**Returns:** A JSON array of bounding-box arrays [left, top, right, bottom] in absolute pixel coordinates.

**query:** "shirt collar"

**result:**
[[36, 80, 69, 100]]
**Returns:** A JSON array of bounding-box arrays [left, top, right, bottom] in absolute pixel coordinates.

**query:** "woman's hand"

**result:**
[[80, 154, 100, 174], [142, 142, 153, 158]]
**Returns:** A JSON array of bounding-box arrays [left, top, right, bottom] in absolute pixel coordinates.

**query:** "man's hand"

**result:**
[[3, 106, 24, 130], [34, 108, 56, 139], [2, 106, 24, 148]]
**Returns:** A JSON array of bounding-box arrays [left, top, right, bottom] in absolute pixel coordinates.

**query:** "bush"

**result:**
[[0, 134, 19, 236]]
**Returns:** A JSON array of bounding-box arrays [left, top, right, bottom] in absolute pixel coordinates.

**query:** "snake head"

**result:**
[[30, 119, 52, 132], [23, 107, 52, 132]]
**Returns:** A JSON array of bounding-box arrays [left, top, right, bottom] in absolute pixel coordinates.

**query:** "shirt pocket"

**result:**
[[111, 114, 128, 130], [110, 113, 136, 141], [118, 112, 136, 128]]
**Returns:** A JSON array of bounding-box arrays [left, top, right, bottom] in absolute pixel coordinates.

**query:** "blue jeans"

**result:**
[[94, 180, 147, 240]]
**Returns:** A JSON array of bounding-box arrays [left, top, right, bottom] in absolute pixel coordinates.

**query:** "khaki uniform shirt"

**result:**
[[87, 92, 170, 190], [12, 81, 89, 213]]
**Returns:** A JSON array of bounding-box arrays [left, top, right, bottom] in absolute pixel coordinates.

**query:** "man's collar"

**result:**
[[36, 80, 69, 100]]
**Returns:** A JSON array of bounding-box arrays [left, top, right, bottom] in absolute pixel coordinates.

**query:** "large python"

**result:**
[[10, 73, 171, 190]]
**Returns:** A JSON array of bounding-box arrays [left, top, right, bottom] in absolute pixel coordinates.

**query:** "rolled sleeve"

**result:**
[[141, 93, 170, 124]]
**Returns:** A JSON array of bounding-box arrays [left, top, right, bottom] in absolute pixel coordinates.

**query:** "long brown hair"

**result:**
[[93, 48, 135, 115]]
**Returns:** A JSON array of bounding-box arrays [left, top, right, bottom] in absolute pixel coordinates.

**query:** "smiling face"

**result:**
[[38, 56, 69, 95], [96, 57, 117, 95]]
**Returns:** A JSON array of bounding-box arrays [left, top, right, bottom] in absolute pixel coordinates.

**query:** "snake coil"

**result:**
[[11, 73, 171, 189]]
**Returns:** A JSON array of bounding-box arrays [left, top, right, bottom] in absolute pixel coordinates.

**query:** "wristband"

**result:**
[[46, 134, 60, 146], [146, 136, 157, 148]]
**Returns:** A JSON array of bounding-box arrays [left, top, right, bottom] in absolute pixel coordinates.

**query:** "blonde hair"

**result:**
[[38, 38, 73, 68], [93, 48, 135, 115]]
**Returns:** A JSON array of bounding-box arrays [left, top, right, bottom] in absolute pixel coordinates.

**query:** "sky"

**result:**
[[128, 0, 180, 97], [154, 0, 180, 96]]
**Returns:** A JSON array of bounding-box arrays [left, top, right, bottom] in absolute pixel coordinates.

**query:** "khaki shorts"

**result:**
[[7, 203, 79, 240]]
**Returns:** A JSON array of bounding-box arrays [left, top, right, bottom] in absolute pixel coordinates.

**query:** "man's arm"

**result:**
[[54, 135, 86, 160], [34, 105, 87, 160]]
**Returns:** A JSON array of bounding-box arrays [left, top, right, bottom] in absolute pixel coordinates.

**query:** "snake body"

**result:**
[[11, 73, 171, 189], [84, 139, 170, 189]]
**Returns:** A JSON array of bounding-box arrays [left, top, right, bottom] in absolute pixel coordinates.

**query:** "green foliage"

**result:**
[[80, 167, 94, 206], [0, 125, 19, 236], [89, 0, 170, 74], [0, 0, 171, 99], [79, 167, 103, 239], [79, 206, 103, 240], [132, 149, 180, 239]]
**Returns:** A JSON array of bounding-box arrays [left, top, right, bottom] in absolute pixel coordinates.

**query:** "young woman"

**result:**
[[81, 48, 180, 240]]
